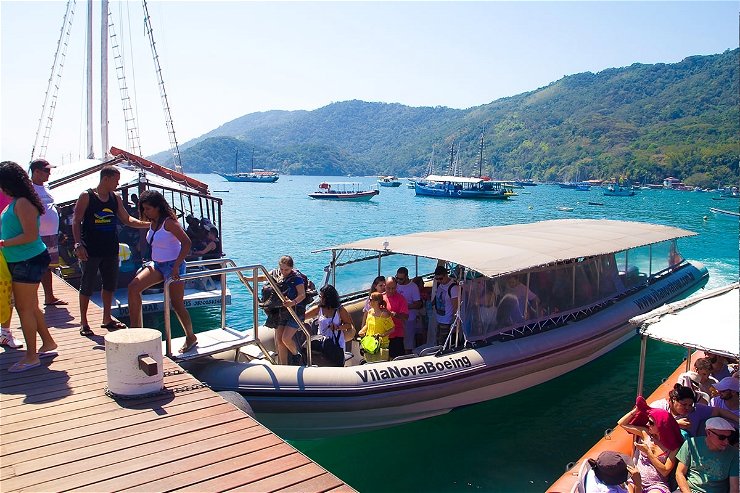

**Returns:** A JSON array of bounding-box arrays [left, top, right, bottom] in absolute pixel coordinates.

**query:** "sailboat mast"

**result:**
[[478, 124, 486, 178], [251, 147, 255, 172], [86, 0, 94, 158], [100, 0, 109, 159], [234, 149, 238, 173]]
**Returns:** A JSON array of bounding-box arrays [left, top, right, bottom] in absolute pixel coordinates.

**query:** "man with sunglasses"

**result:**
[[29, 159, 66, 307], [710, 377, 740, 421], [676, 417, 738, 493]]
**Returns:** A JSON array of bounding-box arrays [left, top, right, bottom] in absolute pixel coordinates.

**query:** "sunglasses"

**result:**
[[708, 429, 732, 441]]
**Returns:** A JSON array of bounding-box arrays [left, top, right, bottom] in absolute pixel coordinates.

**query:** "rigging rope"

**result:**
[[31, 0, 77, 161], [142, 0, 183, 173]]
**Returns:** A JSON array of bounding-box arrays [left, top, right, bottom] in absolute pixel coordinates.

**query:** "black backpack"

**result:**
[[263, 269, 317, 307], [433, 281, 458, 315]]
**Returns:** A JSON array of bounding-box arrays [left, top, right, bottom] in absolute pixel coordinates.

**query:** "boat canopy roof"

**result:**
[[630, 283, 739, 359], [425, 175, 483, 184], [318, 219, 697, 278], [48, 150, 210, 206]]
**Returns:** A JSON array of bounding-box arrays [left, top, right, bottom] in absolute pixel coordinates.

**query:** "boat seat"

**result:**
[[417, 345, 443, 357], [391, 353, 418, 361]]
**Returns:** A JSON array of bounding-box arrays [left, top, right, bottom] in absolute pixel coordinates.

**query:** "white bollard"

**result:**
[[105, 328, 164, 396]]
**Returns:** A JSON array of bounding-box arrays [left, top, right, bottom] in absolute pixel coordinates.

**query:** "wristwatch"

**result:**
[[74, 242, 83, 249]]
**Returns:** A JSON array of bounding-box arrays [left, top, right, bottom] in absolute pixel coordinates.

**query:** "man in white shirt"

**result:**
[[395, 267, 422, 354], [433, 265, 459, 346], [29, 159, 66, 306]]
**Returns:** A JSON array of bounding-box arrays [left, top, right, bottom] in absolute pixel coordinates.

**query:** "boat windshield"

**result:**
[[460, 240, 685, 342]]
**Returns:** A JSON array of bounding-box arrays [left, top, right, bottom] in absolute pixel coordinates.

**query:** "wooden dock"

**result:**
[[0, 276, 354, 492]]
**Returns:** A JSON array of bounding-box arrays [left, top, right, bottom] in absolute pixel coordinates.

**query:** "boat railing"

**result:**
[[162, 259, 312, 365]]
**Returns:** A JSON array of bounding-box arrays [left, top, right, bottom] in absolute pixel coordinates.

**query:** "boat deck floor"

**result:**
[[0, 275, 353, 492]]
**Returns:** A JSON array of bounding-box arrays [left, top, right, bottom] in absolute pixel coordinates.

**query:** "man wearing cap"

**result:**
[[710, 377, 740, 422], [29, 159, 66, 306], [675, 417, 739, 493], [584, 450, 642, 493]]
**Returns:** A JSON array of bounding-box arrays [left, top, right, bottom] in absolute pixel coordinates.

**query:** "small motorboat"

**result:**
[[378, 175, 402, 187], [308, 182, 379, 201]]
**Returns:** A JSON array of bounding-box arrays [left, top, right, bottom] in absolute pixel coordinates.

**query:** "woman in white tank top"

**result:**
[[305, 284, 355, 365], [127, 190, 197, 353]]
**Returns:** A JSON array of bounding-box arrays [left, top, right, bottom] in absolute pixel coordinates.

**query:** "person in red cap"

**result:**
[[618, 397, 684, 493]]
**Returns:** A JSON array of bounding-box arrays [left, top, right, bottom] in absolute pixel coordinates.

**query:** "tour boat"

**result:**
[[414, 175, 511, 199], [49, 148, 231, 317], [603, 183, 635, 196], [547, 283, 738, 493], [182, 219, 708, 439], [308, 182, 379, 201]]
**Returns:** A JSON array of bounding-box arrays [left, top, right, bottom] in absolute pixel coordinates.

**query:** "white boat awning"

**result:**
[[629, 283, 739, 358], [425, 175, 483, 184], [319, 219, 697, 278]]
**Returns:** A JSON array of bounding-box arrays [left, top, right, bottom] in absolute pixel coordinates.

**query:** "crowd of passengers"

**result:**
[[582, 352, 739, 493], [261, 258, 466, 366]]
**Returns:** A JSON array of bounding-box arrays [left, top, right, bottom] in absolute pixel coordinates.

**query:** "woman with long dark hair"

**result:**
[[305, 284, 355, 366], [127, 190, 196, 353], [0, 161, 56, 372]]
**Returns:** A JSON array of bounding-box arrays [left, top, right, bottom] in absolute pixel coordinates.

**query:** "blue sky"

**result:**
[[1, 1, 737, 165]]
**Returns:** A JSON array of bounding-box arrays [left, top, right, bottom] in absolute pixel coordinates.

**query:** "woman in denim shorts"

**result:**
[[127, 190, 197, 353], [0, 161, 57, 373]]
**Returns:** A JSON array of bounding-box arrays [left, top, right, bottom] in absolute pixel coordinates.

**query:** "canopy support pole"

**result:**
[[637, 333, 647, 397]]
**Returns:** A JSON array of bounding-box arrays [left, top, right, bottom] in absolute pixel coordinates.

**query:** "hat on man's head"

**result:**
[[705, 417, 735, 432], [29, 159, 54, 171], [434, 265, 448, 276], [587, 451, 631, 486], [715, 377, 739, 393]]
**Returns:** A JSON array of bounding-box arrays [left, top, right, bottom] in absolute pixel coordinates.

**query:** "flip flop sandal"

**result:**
[[100, 321, 127, 331], [8, 361, 41, 373], [80, 325, 95, 336], [38, 351, 58, 359], [44, 299, 69, 306], [179, 340, 198, 354]]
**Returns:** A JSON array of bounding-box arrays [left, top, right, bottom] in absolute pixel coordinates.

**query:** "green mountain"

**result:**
[[153, 49, 738, 186]]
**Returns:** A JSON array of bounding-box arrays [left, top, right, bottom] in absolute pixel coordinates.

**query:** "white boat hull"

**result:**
[[189, 262, 707, 438], [92, 286, 231, 318]]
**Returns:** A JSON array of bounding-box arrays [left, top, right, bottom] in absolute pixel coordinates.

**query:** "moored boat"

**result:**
[[50, 148, 232, 317], [709, 207, 740, 220], [604, 182, 635, 196], [378, 175, 401, 187], [308, 181, 379, 201], [216, 170, 279, 183], [415, 175, 511, 199], [184, 219, 708, 439], [547, 283, 738, 493]]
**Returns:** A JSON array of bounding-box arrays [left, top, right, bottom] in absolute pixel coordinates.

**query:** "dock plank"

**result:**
[[0, 276, 353, 492]]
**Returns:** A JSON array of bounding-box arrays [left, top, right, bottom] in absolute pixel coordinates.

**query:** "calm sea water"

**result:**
[[151, 175, 739, 492]]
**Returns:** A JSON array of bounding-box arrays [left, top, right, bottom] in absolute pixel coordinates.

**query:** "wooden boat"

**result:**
[[30, 3, 230, 318], [183, 219, 708, 439], [547, 283, 738, 493], [378, 175, 402, 187], [216, 170, 279, 183], [308, 182, 379, 201], [50, 148, 231, 317], [415, 175, 511, 199]]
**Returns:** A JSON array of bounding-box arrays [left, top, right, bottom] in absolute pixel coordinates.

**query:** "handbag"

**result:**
[[360, 334, 381, 355], [0, 250, 12, 323], [321, 330, 345, 367]]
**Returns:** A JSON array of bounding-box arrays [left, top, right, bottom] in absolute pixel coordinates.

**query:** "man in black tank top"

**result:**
[[71, 166, 150, 336]]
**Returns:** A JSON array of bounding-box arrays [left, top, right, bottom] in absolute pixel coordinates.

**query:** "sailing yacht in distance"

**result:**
[[216, 148, 279, 183]]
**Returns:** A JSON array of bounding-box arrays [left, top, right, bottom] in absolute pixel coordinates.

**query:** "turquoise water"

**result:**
[[176, 175, 739, 491]]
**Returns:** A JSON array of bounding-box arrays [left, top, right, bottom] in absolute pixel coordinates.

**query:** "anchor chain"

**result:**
[[103, 368, 210, 400]]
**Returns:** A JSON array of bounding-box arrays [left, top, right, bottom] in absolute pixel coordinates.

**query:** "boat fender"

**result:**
[[217, 390, 254, 417]]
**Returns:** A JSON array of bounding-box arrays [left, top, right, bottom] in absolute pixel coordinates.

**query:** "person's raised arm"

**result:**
[[115, 195, 150, 229]]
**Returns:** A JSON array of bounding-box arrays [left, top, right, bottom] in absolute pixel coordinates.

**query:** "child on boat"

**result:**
[[358, 292, 393, 363]]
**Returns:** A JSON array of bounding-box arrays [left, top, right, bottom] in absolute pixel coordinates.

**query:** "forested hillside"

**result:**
[[152, 49, 738, 186]]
